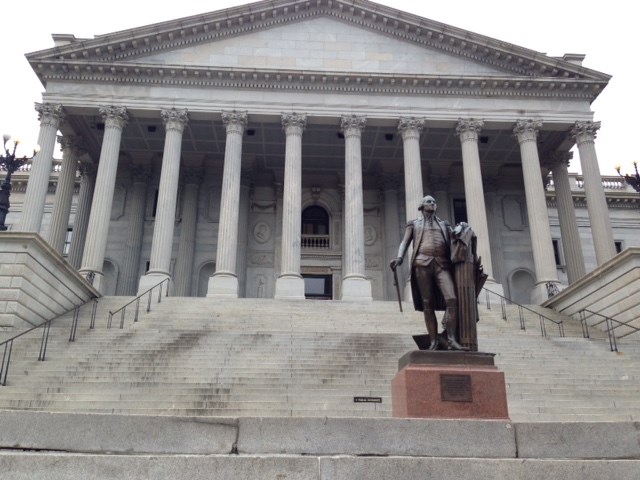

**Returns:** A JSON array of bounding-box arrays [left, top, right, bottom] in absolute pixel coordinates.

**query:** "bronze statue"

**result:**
[[390, 196, 466, 351]]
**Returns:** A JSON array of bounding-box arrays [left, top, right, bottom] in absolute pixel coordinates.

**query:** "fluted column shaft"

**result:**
[[380, 176, 402, 301], [117, 165, 149, 295], [280, 114, 306, 276], [67, 163, 96, 269], [79, 106, 128, 291], [236, 174, 252, 298], [456, 119, 495, 281], [18, 103, 65, 233], [174, 168, 202, 296], [572, 121, 616, 265], [48, 135, 82, 253], [514, 120, 559, 300], [550, 153, 586, 284], [275, 113, 307, 299], [340, 115, 372, 301], [208, 111, 247, 298], [139, 109, 189, 294], [398, 118, 425, 224]]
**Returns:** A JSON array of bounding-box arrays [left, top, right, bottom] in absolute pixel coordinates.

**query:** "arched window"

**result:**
[[301, 206, 330, 249]]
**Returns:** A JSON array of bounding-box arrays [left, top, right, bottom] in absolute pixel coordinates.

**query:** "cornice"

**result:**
[[27, 0, 610, 92], [30, 60, 605, 100]]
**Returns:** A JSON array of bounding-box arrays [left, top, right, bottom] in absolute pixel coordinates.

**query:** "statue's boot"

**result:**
[[425, 312, 439, 350], [445, 309, 469, 351]]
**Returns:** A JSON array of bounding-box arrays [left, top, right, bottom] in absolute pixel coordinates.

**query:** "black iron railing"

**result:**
[[0, 298, 98, 386], [107, 277, 170, 329], [577, 309, 640, 353], [481, 288, 565, 338]]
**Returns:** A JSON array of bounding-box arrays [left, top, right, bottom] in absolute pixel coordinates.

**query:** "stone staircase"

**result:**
[[0, 296, 639, 422]]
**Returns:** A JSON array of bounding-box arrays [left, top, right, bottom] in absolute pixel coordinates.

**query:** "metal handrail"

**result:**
[[481, 288, 565, 338], [578, 308, 640, 352], [0, 298, 99, 386], [108, 277, 170, 329]]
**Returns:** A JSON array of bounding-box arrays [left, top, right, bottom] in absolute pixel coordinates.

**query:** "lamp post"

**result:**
[[615, 162, 640, 193], [0, 135, 39, 231]]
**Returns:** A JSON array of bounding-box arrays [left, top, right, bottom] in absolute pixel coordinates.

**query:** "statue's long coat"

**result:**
[[397, 216, 451, 312]]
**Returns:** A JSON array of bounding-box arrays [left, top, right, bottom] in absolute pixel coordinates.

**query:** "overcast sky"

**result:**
[[1, 0, 636, 175]]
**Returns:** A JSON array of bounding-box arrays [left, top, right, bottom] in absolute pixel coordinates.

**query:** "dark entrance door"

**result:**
[[303, 274, 333, 300]]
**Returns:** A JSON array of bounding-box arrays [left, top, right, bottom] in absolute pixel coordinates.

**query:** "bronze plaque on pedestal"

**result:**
[[440, 374, 472, 402]]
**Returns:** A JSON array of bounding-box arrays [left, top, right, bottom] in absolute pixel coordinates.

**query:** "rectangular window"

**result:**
[[552, 239, 562, 266], [615, 241, 624, 254], [63, 228, 73, 256], [303, 275, 332, 300]]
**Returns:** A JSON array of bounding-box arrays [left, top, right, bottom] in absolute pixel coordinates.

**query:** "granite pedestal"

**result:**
[[392, 351, 509, 420]]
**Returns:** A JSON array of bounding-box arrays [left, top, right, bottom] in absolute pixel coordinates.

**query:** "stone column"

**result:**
[[236, 168, 253, 298], [48, 135, 83, 254], [138, 109, 189, 293], [18, 103, 65, 233], [550, 151, 586, 284], [429, 175, 451, 222], [116, 163, 150, 295], [398, 117, 425, 223], [571, 121, 616, 265], [379, 175, 403, 301], [174, 166, 202, 297], [456, 119, 497, 286], [275, 113, 307, 299], [514, 120, 559, 303], [67, 161, 96, 269], [482, 177, 506, 287], [207, 111, 248, 298], [79, 106, 128, 292], [340, 115, 372, 301]]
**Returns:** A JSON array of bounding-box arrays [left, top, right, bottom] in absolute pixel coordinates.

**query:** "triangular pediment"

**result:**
[[26, 0, 609, 100], [127, 16, 511, 78]]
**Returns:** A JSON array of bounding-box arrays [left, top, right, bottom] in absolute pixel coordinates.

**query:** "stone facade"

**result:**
[[6, 0, 637, 304]]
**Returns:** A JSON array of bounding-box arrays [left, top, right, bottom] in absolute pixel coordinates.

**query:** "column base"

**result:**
[[207, 272, 238, 298], [274, 274, 305, 300], [137, 271, 171, 296], [341, 275, 372, 302], [78, 269, 106, 295], [531, 280, 562, 305]]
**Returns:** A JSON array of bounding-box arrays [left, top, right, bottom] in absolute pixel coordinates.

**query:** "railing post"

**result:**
[[580, 310, 589, 338], [165, 278, 170, 297], [539, 315, 547, 337], [485, 289, 491, 310], [1, 341, 13, 386], [559, 321, 565, 337], [134, 298, 140, 323], [69, 306, 80, 342], [107, 312, 113, 329], [120, 309, 126, 329], [90, 299, 98, 329], [38, 321, 52, 361], [147, 290, 152, 313], [606, 318, 619, 352], [158, 284, 162, 303], [501, 297, 507, 321], [518, 305, 526, 331]]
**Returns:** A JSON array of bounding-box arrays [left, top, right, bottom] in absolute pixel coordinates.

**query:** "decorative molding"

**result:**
[[398, 117, 425, 140], [571, 120, 601, 145], [456, 118, 484, 143], [221, 110, 248, 134], [99, 105, 129, 129], [161, 108, 189, 132], [340, 114, 366, 135], [281, 112, 307, 133], [513, 119, 543, 144], [35, 103, 65, 128]]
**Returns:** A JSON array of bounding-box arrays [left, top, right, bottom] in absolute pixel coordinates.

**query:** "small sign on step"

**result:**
[[354, 396, 382, 403]]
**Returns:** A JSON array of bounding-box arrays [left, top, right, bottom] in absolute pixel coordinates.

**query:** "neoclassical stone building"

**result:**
[[14, 0, 629, 303]]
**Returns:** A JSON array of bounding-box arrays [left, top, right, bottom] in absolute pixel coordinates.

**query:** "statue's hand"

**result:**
[[390, 257, 403, 270]]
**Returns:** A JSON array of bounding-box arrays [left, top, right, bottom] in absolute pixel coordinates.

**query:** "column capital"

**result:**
[[57, 135, 85, 155], [161, 108, 189, 133], [222, 110, 248, 135], [429, 174, 450, 192], [340, 114, 366, 136], [398, 117, 425, 140], [35, 103, 65, 128], [131, 164, 152, 183], [182, 166, 204, 185], [99, 106, 129, 129], [514, 119, 543, 144], [571, 120, 601, 145], [546, 150, 574, 170], [78, 161, 97, 179], [456, 118, 484, 143], [378, 174, 402, 192], [281, 112, 307, 134]]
